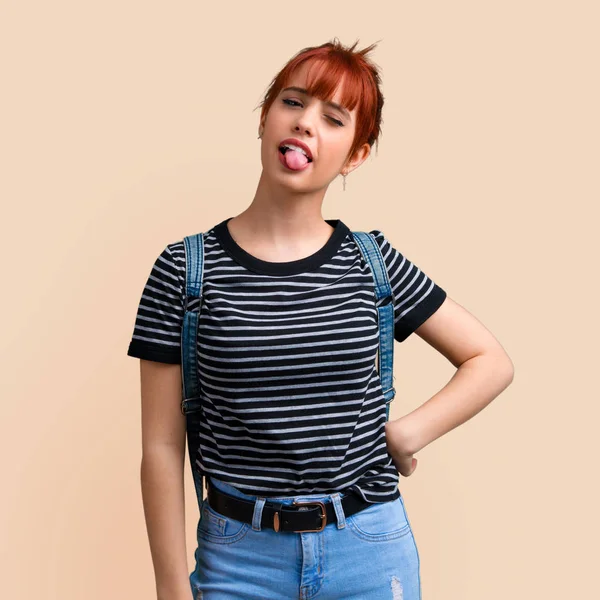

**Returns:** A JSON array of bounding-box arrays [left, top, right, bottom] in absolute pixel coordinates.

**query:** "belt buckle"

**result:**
[[291, 500, 327, 532]]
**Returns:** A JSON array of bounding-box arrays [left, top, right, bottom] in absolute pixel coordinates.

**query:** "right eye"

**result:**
[[282, 98, 302, 107]]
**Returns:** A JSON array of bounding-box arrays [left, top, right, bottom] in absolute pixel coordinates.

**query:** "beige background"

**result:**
[[1, 1, 598, 598]]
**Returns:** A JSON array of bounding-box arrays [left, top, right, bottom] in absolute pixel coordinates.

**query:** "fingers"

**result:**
[[398, 456, 418, 477]]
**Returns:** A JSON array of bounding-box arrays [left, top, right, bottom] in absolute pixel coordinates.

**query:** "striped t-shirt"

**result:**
[[127, 217, 447, 503]]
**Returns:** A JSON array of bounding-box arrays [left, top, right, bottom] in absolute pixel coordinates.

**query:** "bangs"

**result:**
[[284, 57, 364, 114]]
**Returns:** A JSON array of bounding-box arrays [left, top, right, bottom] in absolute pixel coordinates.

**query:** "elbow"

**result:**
[[480, 347, 515, 386], [497, 352, 515, 387], [504, 353, 515, 382]]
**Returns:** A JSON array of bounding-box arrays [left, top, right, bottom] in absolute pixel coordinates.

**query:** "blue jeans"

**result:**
[[189, 476, 421, 599]]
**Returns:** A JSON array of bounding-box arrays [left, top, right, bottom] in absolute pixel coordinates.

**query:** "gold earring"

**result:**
[[342, 172, 347, 192]]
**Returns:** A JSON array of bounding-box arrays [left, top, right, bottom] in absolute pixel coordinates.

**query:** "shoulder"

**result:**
[[348, 227, 389, 249], [163, 239, 186, 268], [164, 230, 215, 272], [154, 227, 217, 271], [362, 228, 401, 260], [151, 239, 185, 272], [366, 228, 387, 247], [141, 239, 188, 298]]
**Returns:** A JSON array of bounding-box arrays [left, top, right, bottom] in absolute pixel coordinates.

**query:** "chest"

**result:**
[[195, 269, 381, 384]]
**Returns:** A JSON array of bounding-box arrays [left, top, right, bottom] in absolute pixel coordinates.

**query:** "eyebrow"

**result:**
[[281, 86, 351, 120]]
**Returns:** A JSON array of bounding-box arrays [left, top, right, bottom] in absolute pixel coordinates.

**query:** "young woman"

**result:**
[[127, 38, 514, 600]]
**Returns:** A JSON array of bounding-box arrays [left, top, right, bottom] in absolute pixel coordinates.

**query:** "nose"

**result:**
[[292, 106, 317, 137], [295, 124, 310, 136]]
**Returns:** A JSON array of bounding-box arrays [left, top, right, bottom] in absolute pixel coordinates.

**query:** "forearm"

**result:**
[[140, 446, 191, 600], [390, 350, 514, 455]]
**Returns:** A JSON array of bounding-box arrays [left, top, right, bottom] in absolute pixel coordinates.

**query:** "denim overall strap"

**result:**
[[181, 232, 206, 502], [351, 231, 396, 421]]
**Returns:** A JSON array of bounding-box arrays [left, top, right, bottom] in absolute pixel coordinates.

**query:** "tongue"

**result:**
[[284, 148, 309, 170]]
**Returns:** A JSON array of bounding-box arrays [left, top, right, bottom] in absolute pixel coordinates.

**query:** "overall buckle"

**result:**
[[290, 500, 327, 532]]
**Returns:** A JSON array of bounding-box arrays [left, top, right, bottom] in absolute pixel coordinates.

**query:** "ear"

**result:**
[[344, 142, 371, 174]]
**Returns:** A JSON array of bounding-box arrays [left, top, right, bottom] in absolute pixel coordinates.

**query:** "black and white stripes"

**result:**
[[127, 218, 446, 503]]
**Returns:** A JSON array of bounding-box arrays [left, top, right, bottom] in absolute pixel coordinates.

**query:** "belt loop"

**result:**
[[331, 492, 347, 529], [252, 497, 266, 531]]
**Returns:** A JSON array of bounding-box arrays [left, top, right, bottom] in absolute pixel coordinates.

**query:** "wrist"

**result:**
[[157, 582, 192, 600], [386, 415, 422, 456]]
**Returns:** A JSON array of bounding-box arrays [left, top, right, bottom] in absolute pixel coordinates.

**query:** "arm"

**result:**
[[385, 296, 515, 469], [139, 359, 192, 600]]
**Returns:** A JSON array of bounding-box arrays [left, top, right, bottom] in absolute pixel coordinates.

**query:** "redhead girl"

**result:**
[[127, 38, 514, 600]]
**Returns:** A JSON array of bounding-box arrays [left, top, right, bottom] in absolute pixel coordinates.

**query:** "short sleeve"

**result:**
[[369, 230, 447, 343], [126, 242, 185, 364]]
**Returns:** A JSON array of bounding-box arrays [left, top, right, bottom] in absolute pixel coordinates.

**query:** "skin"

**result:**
[[139, 56, 515, 600], [226, 59, 371, 263], [385, 301, 514, 478]]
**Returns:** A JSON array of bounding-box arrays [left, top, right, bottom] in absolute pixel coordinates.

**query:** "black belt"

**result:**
[[206, 479, 373, 533]]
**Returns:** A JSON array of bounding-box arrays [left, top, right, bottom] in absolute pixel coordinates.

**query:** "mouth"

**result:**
[[277, 138, 314, 163], [277, 139, 314, 172], [278, 145, 313, 163]]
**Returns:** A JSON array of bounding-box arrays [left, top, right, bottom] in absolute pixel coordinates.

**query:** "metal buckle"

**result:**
[[290, 500, 327, 532]]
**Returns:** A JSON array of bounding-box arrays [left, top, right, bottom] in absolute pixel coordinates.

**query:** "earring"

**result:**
[[342, 172, 347, 192]]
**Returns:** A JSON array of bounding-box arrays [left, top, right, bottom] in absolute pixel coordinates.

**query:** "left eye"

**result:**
[[282, 98, 344, 127]]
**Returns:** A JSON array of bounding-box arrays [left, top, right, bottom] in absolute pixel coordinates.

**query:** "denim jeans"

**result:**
[[189, 476, 421, 599]]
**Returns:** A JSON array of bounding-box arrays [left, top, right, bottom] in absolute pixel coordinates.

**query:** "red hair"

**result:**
[[256, 38, 385, 165]]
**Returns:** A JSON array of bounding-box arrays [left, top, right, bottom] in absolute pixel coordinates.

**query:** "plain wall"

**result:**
[[1, 1, 598, 598]]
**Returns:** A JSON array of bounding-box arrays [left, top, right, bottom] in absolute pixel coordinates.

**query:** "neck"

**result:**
[[231, 170, 335, 247]]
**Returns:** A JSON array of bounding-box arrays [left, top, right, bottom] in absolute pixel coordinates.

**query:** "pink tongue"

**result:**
[[284, 148, 309, 170]]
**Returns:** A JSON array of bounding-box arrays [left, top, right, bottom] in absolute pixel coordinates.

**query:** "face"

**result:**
[[259, 60, 370, 192]]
